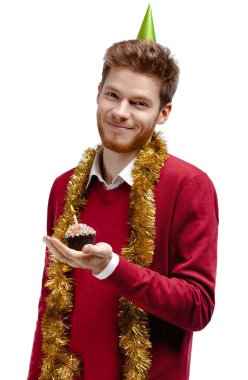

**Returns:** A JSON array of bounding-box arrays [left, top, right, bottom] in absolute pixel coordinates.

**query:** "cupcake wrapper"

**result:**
[[66, 235, 95, 251]]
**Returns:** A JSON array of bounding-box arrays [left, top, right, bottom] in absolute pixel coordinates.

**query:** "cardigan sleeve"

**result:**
[[27, 180, 60, 380], [103, 173, 219, 332]]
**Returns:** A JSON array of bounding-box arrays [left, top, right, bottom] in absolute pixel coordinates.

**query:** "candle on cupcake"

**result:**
[[70, 205, 78, 224], [65, 205, 96, 250]]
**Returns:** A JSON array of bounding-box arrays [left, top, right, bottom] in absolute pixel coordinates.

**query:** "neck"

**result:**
[[101, 147, 137, 185]]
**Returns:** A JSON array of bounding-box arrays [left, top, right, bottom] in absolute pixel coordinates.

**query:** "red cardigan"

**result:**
[[27, 154, 218, 380]]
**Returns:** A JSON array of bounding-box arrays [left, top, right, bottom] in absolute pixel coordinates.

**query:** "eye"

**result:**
[[130, 101, 147, 107], [106, 92, 118, 99]]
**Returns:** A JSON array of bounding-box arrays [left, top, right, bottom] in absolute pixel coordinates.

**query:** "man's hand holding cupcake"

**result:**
[[43, 236, 113, 275]]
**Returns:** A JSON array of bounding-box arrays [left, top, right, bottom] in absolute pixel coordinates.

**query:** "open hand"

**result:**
[[43, 236, 113, 275]]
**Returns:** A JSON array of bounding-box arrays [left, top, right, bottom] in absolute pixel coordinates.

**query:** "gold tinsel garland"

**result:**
[[39, 132, 168, 380]]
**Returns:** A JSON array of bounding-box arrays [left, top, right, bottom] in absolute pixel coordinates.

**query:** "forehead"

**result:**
[[102, 66, 161, 100]]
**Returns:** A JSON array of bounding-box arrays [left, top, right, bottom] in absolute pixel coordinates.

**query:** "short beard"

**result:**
[[97, 113, 156, 154]]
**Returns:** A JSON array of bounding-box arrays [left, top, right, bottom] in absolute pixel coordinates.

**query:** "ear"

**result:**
[[96, 83, 102, 104], [157, 103, 172, 125]]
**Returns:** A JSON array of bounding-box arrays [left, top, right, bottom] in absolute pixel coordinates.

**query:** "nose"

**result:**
[[112, 100, 130, 121]]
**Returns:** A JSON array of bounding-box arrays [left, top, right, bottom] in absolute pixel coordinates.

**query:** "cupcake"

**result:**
[[65, 223, 96, 251]]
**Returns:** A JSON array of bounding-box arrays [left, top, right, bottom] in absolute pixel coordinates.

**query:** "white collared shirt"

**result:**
[[86, 147, 135, 279], [86, 147, 134, 190]]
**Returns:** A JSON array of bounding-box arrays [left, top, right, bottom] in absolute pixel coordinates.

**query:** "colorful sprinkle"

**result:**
[[65, 223, 96, 238]]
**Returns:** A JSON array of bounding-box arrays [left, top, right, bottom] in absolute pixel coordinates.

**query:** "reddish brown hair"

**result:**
[[101, 39, 180, 107]]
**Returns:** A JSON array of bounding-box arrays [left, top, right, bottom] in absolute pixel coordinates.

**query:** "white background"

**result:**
[[0, 0, 247, 378]]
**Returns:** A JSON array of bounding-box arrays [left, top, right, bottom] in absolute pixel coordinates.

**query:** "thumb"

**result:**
[[82, 243, 112, 256], [82, 244, 95, 254]]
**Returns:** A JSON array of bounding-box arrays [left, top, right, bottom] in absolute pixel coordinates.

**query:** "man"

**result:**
[[28, 9, 218, 380]]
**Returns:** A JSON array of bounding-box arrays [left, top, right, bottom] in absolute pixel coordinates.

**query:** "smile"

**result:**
[[107, 122, 132, 131]]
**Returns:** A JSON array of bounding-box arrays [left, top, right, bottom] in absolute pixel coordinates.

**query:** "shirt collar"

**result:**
[[86, 147, 134, 190]]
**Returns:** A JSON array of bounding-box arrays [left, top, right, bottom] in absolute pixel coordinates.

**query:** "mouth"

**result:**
[[107, 122, 132, 131]]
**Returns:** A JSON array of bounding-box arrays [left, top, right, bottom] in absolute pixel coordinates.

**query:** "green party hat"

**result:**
[[137, 4, 156, 42]]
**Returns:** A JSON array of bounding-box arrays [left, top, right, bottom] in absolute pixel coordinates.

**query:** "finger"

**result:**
[[43, 236, 59, 256], [51, 237, 83, 259], [82, 244, 96, 254], [43, 236, 75, 266], [83, 243, 111, 257], [82, 244, 104, 257], [50, 237, 95, 268]]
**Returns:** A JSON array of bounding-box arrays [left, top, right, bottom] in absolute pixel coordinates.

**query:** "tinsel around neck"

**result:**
[[39, 132, 168, 380]]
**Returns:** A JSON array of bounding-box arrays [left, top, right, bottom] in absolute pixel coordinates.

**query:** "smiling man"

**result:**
[[96, 63, 172, 193], [97, 65, 171, 155], [27, 10, 218, 380]]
